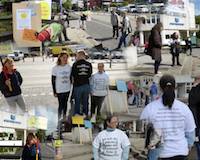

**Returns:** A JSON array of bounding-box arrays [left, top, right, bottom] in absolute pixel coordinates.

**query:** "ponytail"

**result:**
[[162, 86, 175, 109]]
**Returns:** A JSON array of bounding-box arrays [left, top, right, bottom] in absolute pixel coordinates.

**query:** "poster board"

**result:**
[[12, 2, 41, 47]]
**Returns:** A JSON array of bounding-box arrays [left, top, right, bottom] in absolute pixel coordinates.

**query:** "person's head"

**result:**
[[171, 32, 178, 40], [153, 22, 163, 32], [26, 133, 36, 146], [57, 52, 69, 65], [76, 50, 86, 61], [104, 115, 118, 129], [98, 63, 104, 73], [3, 58, 14, 71], [159, 74, 176, 109], [194, 75, 200, 85]]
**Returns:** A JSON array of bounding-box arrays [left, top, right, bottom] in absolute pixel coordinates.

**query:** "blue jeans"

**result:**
[[73, 84, 90, 115], [148, 148, 160, 160], [117, 32, 128, 48]]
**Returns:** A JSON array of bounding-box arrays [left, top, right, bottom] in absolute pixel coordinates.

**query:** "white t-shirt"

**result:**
[[90, 72, 109, 97], [140, 98, 196, 158], [52, 64, 71, 93], [93, 129, 130, 160]]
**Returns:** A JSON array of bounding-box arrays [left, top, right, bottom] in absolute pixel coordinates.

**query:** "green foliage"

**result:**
[[195, 16, 200, 39], [63, 0, 72, 10], [36, 129, 46, 143], [122, 1, 129, 6]]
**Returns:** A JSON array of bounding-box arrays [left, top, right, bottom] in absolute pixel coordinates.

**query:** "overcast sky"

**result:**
[[195, 0, 200, 15]]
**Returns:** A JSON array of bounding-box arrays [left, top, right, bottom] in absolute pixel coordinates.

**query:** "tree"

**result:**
[[195, 16, 200, 39], [63, 0, 72, 10]]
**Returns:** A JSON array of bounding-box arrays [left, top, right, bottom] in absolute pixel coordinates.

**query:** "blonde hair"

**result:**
[[57, 52, 69, 65], [3, 57, 14, 66]]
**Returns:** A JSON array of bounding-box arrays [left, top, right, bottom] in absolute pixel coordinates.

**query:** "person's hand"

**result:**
[[5, 79, 11, 86], [54, 93, 57, 97]]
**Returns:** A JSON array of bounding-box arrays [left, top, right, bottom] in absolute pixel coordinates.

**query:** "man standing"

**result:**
[[117, 12, 132, 49], [93, 115, 130, 160], [71, 51, 92, 117], [90, 63, 109, 122], [111, 10, 119, 39], [189, 76, 200, 160]]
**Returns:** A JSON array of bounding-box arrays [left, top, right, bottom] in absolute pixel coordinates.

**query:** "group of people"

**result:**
[[110, 10, 132, 49], [51, 50, 109, 123]]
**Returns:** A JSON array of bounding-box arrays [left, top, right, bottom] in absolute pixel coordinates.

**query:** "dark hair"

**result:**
[[104, 115, 117, 129], [57, 52, 69, 65], [26, 133, 35, 145], [159, 74, 176, 109]]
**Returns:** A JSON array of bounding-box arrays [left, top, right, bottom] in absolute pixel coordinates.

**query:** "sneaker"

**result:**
[[91, 115, 96, 123]]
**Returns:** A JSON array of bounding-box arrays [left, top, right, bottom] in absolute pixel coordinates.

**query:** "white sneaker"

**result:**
[[91, 115, 96, 123]]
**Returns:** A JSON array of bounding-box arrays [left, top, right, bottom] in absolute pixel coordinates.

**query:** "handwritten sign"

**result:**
[[23, 29, 38, 41], [72, 116, 84, 125], [116, 80, 128, 92]]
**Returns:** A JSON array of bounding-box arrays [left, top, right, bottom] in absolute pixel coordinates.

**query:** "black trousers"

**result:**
[[172, 53, 180, 65], [57, 92, 70, 119], [112, 25, 119, 38], [91, 96, 105, 116], [154, 60, 161, 74], [159, 155, 187, 160]]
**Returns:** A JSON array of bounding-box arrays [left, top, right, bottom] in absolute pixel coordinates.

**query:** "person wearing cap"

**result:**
[[189, 76, 200, 160], [0, 58, 26, 113], [140, 74, 196, 160], [70, 50, 92, 117]]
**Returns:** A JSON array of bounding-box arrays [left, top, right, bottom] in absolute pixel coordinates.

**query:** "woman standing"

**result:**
[[22, 133, 41, 160], [52, 52, 71, 121], [0, 58, 26, 113], [148, 22, 163, 74], [170, 32, 182, 66], [140, 74, 196, 160]]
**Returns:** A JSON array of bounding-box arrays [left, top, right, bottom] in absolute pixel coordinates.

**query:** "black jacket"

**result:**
[[0, 70, 22, 97], [189, 84, 200, 129], [71, 59, 92, 87], [22, 144, 41, 160]]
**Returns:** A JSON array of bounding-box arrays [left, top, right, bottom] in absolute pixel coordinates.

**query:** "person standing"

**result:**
[[80, 13, 87, 30], [147, 22, 163, 74], [140, 74, 196, 160], [170, 32, 182, 66], [90, 63, 109, 122], [188, 76, 200, 160], [52, 52, 71, 121], [71, 50, 92, 117], [93, 115, 130, 160], [22, 133, 41, 160], [185, 37, 192, 55], [150, 82, 158, 102], [144, 81, 150, 106], [0, 58, 26, 113], [117, 12, 132, 49], [111, 10, 119, 39]]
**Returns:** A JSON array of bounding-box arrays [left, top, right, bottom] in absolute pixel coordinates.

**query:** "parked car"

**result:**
[[7, 50, 24, 61], [136, 5, 149, 13], [128, 4, 137, 13]]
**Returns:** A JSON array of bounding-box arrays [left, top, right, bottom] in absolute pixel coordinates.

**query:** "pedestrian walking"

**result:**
[[150, 81, 158, 102], [144, 81, 150, 106], [22, 133, 41, 160], [140, 74, 196, 160], [147, 22, 163, 74], [80, 13, 87, 30], [188, 76, 200, 160], [110, 10, 119, 39], [0, 58, 26, 113], [90, 63, 109, 122], [71, 50, 92, 117], [116, 12, 132, 49], [170, 32, 182, 66], [185, 37, 192, 55], [52, 52, 71, 121], [93, 115, 130, 160]]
